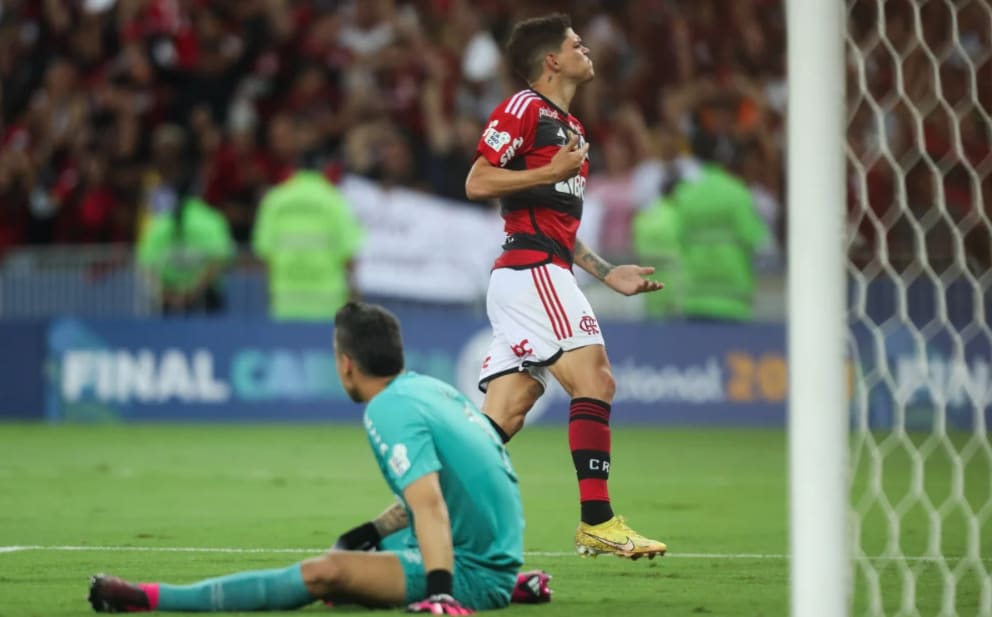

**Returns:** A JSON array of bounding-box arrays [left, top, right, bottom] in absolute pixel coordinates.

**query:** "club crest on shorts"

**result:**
[[579, 315, 599, 335], [511, 339, 533, 358]]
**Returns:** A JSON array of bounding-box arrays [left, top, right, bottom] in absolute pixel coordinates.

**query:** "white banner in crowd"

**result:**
[[340, 176, 502, 303], [339, 175, 604, 303]]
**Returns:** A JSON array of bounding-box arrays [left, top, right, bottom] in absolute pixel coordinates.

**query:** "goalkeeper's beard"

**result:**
[[345, 384, 363, 403]]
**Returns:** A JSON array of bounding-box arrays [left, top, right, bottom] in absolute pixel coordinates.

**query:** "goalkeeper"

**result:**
[[89, 302, 549, 614]]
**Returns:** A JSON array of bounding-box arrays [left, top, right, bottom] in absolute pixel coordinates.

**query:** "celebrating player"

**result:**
[[464, 14, 667, 559], [89, 302, 547, 614]]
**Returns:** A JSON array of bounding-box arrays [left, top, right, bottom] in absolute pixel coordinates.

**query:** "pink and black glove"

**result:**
[[512, 569, 553, 603], [406, 594, 474, 615]]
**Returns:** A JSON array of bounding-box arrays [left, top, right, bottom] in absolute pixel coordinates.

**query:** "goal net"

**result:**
[[845, 0, 991, 614]]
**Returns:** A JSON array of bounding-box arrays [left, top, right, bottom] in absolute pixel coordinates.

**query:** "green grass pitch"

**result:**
[[0, 424, 987, 616]]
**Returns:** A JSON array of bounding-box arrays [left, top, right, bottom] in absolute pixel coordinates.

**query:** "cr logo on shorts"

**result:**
[[511, 339, 533, 358], [579, 315, 600, 335]]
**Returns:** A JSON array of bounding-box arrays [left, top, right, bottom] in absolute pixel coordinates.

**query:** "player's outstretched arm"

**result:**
[[465, 133, 588, 201], [574, 238, 664, 296], [402, 473, 473, 614]]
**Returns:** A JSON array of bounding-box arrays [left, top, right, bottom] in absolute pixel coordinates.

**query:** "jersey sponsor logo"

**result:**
[[579, 314, 600, 335], [511, 339, 533, 358], [540, 106, 561, 121], [482, 120, 512, 152], [499, 136, 525, 167], [389, 443, 411, 477], [554, 175, 586, 198]]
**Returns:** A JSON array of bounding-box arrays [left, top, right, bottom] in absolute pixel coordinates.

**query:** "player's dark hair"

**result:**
[[334, 302, 405, 377], [506, 13, 572, 84]]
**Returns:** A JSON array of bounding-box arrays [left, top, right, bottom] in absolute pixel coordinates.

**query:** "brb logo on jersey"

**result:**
[[483, 120, 512, 152], [555, 175, 586, 198], [552, 126, 587, 197]]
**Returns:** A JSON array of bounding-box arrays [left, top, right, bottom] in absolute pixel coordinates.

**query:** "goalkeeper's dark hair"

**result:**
[[506, 13, 572, 84], [334, 302, 405, 377]]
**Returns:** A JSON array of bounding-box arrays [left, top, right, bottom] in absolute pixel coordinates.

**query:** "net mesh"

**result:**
[[845, 0, 992, 614]]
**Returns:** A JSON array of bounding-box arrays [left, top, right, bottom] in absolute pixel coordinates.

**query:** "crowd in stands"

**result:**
[[846, 0, 990, 273], [1, 0, 986, 277], [0, 0, 786, 260]]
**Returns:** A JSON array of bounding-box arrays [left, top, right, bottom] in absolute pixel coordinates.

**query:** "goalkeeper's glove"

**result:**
[[511, 569, 552, 603], [331, 521, 381, 552], [406, 594, 474, 615]]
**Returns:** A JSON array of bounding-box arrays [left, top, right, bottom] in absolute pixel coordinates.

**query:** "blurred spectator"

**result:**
[[201, 106, 274, 243], [585, 104, 698, 260], [420, 47, 487, 203], [632, 190, 682, 318], [135, 123, 233, 315], [137, 172, 235, 317], [646, 140, 770, 322], [252, 114, 363, 321]]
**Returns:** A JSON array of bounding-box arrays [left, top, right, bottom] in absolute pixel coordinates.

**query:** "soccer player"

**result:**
[[88, 302, 547, 614], [464, 14, 668, 559]]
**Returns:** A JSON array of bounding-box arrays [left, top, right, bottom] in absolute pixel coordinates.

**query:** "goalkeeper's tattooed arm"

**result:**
[[332, 500, 409, 552], [372, 500, 409, 538]]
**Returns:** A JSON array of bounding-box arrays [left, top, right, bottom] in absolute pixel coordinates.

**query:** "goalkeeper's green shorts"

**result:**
[[381, 530, 516, 610]]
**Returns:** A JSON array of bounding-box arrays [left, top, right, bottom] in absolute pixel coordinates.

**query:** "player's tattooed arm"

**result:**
[[372, 499, 410, 537], [573, 238, 615, 281], [575, 238, 665, 296]]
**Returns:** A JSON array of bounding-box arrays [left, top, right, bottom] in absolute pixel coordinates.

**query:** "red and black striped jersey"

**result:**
[[475, 89, 589, 270]]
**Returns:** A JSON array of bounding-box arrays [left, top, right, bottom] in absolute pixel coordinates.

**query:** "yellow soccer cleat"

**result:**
[[575, 516, 667, 560]]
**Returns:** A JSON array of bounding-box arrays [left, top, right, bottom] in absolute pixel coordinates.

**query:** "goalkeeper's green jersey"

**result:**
[[363, 371, 524, 572]]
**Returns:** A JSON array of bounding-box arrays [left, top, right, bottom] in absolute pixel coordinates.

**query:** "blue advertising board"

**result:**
[[44, 314, 789, 425], [0, 320, 47, 419], [849, 322, 992, 430], [25, 313, 990, 429]]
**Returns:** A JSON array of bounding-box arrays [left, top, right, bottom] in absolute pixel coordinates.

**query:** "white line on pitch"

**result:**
[[1, 545, 743, 558], [0, 545, 985, 562]]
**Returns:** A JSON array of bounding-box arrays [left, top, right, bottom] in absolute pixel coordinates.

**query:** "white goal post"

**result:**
[[791, 0, 992, 615], [787, 1, 849, 616]]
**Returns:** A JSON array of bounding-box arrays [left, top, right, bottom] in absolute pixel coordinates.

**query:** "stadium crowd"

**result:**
[[1, 0, 987, 275], [0, 0, 786, 257]]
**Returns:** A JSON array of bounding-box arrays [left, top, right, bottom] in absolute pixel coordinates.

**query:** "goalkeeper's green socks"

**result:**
[[149, 562, 314, 611]]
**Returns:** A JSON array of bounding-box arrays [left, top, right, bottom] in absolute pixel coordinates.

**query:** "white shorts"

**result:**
[[478, 264, 605, 392]]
